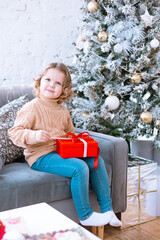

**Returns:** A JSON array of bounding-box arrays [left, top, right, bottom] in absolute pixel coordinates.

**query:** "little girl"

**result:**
[[8, 62, 122, 227]]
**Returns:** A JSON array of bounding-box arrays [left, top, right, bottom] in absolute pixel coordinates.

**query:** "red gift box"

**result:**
[[56, 132, 100, 169], [0, 220, 6, 240]]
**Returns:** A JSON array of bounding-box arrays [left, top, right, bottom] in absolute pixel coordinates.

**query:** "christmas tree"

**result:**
[[70, 0, 160, 148]]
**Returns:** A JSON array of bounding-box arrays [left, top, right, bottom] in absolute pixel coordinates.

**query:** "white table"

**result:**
[[0, 202, 101, 239]]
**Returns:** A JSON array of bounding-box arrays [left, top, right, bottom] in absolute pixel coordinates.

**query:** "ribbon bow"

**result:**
[[62, 132, 91, 143]]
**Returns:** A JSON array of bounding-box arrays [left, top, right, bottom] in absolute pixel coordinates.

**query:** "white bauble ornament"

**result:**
[[114, 43, 123, 54], [105, 96, 120, 111], [150, 37, 159, 49]]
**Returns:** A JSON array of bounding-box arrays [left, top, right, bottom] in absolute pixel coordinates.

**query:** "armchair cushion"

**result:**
[[0, 95, 30, 165], [0, 156, 112, 212], [0, 162, 72, 211]]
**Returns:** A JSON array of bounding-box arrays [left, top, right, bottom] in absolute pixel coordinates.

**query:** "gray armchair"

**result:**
[[0, 85, 128, 222]]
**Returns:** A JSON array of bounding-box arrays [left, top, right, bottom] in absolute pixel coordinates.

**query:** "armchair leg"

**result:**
[[91, 225, 104, 240], [98, 225, 104, 239], [91, 226, 97, 235]]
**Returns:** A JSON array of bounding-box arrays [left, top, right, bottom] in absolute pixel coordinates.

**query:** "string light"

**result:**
[[82, 113, 89, 117], [73, 110, 77, 115]]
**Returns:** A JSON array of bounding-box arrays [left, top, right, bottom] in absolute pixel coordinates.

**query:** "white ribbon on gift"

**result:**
[[52, 137, 88, 157], [78, 138, 87, 157]]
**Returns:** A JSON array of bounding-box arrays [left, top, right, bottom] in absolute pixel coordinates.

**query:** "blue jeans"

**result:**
[[31, 152, 112, 220]]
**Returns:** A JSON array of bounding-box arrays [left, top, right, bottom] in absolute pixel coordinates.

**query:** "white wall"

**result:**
[[0, 0, 82, 86]]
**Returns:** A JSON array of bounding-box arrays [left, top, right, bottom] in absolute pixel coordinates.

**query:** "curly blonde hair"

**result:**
[[33, 62, 73, 103]]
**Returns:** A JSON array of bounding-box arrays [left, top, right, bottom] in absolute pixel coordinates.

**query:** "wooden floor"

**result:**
[[104, 218, 160, 240], [85, 217, 160, 239]]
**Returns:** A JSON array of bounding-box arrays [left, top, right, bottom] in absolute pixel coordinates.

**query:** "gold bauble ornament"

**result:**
[[98, 31, 108, 43], [87, 1, 98, 13], [140, 111, 153, 123], [131, 73, 142, 84]]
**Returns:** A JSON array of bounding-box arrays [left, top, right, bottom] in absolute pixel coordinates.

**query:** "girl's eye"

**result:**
[[56, 82, 62, 85], [46, 78, 50, 81]]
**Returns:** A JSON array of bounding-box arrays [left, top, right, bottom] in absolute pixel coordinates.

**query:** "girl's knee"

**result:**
[[86, 156, 105, 170], [72, 159, 89, 177]]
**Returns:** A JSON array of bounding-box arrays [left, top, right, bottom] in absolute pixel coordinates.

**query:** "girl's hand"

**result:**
[[35, 130, 52, 143]]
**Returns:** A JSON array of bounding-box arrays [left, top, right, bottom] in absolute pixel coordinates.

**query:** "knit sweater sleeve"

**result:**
[[8, 101, 38, 148], [65, 108, 75, 134]]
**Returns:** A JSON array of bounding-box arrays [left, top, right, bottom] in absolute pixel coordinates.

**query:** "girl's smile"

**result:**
[[46, 89, 54, 93]]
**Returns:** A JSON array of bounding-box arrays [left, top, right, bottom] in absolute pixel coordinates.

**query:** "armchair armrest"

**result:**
[[74, 127, 128, 213]]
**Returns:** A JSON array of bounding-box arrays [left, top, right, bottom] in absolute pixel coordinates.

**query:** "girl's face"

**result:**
[[40, 68, 65, 100]]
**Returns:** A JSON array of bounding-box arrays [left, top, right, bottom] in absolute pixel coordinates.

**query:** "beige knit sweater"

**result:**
[[8, 96, 74, 167]]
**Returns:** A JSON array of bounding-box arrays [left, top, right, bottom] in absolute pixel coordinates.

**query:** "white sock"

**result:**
[[102, 210, 114, 223], [109, 212, 122, 227], [102, 210, 122, 227], [80, 212, 113, 226]]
